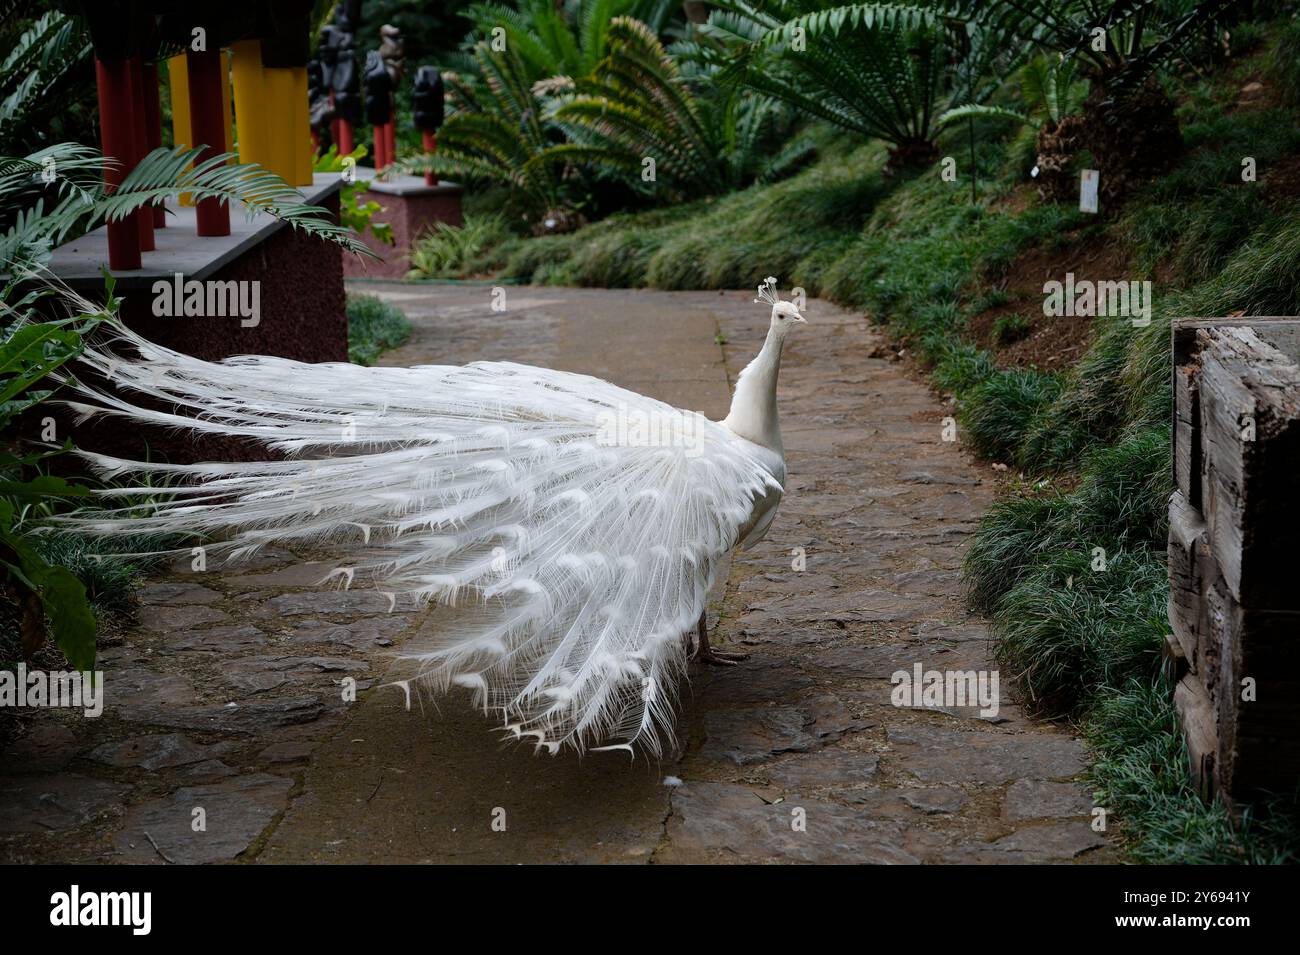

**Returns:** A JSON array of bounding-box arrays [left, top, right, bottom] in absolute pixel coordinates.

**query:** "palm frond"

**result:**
[[1, 145, 374, 274]]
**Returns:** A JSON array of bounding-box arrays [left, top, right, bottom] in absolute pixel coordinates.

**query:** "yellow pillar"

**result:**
[[230, 40, 268, 167], [167, 53, 193, 205], [292, 66, 313, 186], [262, 66, 296, 183], [221, 49, 234, 161]]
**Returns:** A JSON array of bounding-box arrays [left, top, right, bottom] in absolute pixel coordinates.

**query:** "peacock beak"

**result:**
[[794, 314, 807, 324]]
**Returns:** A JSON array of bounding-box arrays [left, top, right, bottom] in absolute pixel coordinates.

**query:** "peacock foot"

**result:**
[[692, 647, 750, 667]]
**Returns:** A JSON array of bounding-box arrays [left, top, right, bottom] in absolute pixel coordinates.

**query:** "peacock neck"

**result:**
[[722, 323, 786, 453]]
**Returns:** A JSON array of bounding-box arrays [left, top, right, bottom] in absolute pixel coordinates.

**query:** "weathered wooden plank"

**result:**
[[1167, 490, 1208, 671], [1168, 318, 1300, 808], [1252, 322, 1300, 363], [1175, 674, 1217, 801], [1174, 365, 1201, 505], [1162, 631, 1188, 683], [1217, 614, 1300, 797], [1196, 326, 1300, 607], [1208, 573, 1300, 796], [1172, 317, 1300, 364]]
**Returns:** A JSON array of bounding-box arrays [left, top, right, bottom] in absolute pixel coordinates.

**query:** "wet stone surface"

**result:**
[[0, 529, 415, 862], [0, 286, 1114, 864], [663, 294, 1112, 864]]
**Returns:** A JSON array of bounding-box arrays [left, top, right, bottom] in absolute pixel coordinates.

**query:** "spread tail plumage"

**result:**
[[52, 320, 783, 755]]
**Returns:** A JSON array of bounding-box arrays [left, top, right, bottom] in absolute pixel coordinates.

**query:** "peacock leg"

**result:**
[[691, 611, 749, 666]]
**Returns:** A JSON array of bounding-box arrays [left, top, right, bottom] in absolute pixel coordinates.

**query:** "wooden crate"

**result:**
[[1169, 318, 1300, 808]]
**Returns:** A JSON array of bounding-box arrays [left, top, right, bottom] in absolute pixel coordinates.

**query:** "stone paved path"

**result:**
[[0, 284, 1115, 864]]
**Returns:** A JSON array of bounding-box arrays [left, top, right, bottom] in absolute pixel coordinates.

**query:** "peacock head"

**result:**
[[754, 276, 806, 331]]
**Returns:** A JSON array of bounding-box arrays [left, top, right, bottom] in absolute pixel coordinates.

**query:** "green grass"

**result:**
[[1089, 678, 1300, 864], [2, 491, 181, 668], [1269, 15, 1300, 107], [347, 293, 412, 365], [991, 312, 1030, 344], [494, 140, 890, 293], [1, 531, 165, 668], [959, 368, 1062, 463], [33, 532, 169, 619]]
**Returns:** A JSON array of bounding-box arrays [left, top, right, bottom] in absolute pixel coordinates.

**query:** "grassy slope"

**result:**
[[460, 21, 1300, 863]]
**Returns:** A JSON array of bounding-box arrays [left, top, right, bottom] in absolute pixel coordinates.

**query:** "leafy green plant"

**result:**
[[947, 0, 1240, 95], [463, 0, 678, 83], [945, 0, 1243, 199], [691, 2, 1027, 170], [346, 293, 412, 366], [1267, 14, 1300, 107], [551, 17, 797, 196], [3, 143, 373, 274], [0, 6, 94, 154], [1019, 54, 1089, 126], [406, 215, 511, 279], [314, 144, 395, 245], [0, 304, 107, 670], [991, 311, 1031, 344], [959, 367, 1062, 463], [417, 40, 570, 225], [694, 2, 952, 169]]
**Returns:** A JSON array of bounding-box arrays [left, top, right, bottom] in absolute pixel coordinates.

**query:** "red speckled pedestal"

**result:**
[[37, 175, 351, 463], [342, 175, 464, 280]]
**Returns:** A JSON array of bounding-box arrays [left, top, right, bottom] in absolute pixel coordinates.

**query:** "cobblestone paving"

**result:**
[[0, 285, 1115, 864]]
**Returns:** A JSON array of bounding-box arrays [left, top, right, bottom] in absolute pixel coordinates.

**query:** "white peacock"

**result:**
[[57, 276, 806, 756]]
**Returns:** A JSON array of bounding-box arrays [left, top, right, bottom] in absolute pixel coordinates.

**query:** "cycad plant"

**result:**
[[550, 17, 796, 197], [1020, 54, 1090, 201], [0, 6, 94, 154], [693, 2, 996, 171], [949, 0, 1240, 95], [933, 53, 1091, 200], [462, 0, 678, 83], [944, 0, 1244, 199], [421, 40, 571, 228], [2, 144, 371, 274]]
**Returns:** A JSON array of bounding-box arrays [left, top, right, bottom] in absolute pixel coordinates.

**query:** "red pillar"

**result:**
[[422, 130, 436, 185], [329, 92, 341, 153], [185, 46, 230, 237], [384, 119, 396, 172], [127, 55, 155, 251], [337, 119, 354, 157], [142, 61, 166, 228], [94, 56, 141, 270]]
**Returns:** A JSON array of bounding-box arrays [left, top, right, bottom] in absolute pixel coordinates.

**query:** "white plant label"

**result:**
[[1079, 169, 1099, 214]]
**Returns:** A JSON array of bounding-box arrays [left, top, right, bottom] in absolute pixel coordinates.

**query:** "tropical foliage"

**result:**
[[422, 40, 571, 227], [553, 17, 799, 195], [0, 6, 94, 154], [313, 143, 395, 245], [687, 3, 957, 169], [1, 135, 373, 668], [462, 0, 679, 82], [0, 302, 104, 670]]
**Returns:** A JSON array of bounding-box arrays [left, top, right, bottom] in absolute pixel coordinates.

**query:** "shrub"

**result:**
[[346, 294, 412, 365], [406, 215, 511, 280]]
